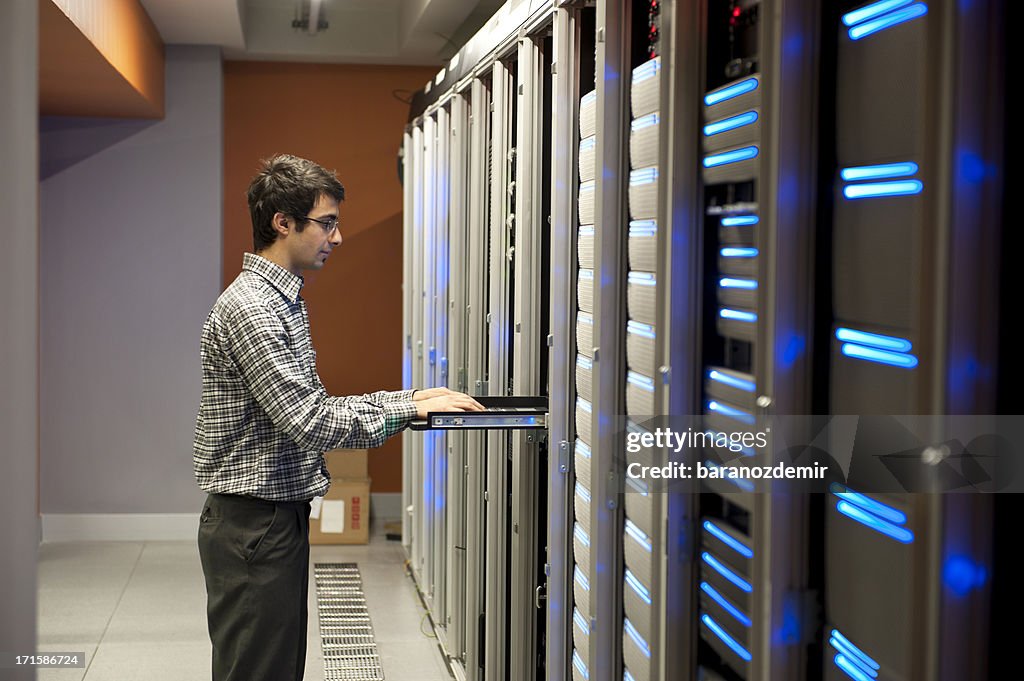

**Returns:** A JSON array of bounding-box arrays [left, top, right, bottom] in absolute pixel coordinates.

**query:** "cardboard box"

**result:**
[[323, 448, 368, 480], [309, 449, 370, 545]]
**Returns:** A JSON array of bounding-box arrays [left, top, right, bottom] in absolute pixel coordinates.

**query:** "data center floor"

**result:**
[[37, 530, 452, 681]]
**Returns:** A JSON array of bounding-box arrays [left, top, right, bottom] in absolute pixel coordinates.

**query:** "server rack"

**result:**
[[400, 1, 1005, 681]]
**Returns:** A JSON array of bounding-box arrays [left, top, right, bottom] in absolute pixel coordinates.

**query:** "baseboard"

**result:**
[[40, 493, 405, 543]]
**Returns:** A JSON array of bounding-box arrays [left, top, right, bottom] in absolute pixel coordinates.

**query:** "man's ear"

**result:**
[[271, 212, 291, 237]]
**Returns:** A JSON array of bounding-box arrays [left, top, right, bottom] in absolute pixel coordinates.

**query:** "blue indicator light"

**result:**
[[719, 309, 758, 323], [576, 482, 591, 503], [624, 619, 652, 658], [579, 136, 596, 151], [572, 649, 590, 680], [943, 555, 988, 597], [704, 78, 759, 106], [708, 400, 756, 425], [578, 312, 593, 325], [830, 484, 908, 524], [576, 439, 592, 458], [834, 654, 876, 681], [627, 321, 657, 339], [574, 566, 590, 591], [835, 327, 912, 352], [578, 268, 594, 279], [628, 219, 658, 236], [573, 608, 589, 633], [704, 460, 756, 491], [579, 226, 595, 236], [840, 161, 919, 181], [625, 569, 652, 605], [577, 398, 593, 412], [836, 500, 915, 543], [700, 582, 752, 627], [524, 417, 537, 425], [625, 519, 653, 553], [633, 59, 660, 83], [577, 355, 593, 370], [628, 272, 657, 286], [848, 3, 928, 40], [704, 146, 760, 168], [830, 629, 880, 674], [721, 215, 760, 226], [628, 371, 655, 391], [631, 113, 659, 131], [625, 476, 650, 496], [841, 343, 919, 368], [625, 670, 636, 681], [703, 520, 754, 558], [701, 552, 753, 592], [704, 111, 759, 137], [579, 180, 595, 193], [842, 0, 914, 26], [630, 168, 659, 186], [720, 247, 758, 257], [708, 369, 756, 392], [574, 523, 590, 547], [719, 277, 758, 290], [843, 180, 923, 199], [701, 614, 753, 661]]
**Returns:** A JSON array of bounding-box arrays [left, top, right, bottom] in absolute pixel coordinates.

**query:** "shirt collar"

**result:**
[[242, 252, 303, 303]]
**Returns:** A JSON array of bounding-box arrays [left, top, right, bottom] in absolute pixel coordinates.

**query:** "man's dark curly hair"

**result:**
[[246, 154, 345, 252]]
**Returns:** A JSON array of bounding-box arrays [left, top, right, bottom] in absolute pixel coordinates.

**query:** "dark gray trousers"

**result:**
[[198, 493, 311, 681]]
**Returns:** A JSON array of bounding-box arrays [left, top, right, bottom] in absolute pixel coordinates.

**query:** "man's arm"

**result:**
[[223, 302, 417, 451]]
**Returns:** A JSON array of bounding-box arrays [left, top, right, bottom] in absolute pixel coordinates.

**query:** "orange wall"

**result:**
[[224, 62, 435, 493]]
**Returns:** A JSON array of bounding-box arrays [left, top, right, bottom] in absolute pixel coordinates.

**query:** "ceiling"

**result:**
[[139, 0, 507, 66]]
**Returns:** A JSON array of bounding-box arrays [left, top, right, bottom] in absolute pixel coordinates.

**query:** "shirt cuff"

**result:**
[[383, 400, 419, 435]]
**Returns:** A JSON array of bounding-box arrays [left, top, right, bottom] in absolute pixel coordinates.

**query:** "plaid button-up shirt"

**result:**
[[193, 253, 416, 501]]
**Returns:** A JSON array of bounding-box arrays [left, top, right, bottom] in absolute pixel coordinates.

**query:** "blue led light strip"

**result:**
[[841, 343, 919, 368], [701, 614, 753, 661], [574, 523, 590, 547], [574, 566, 590, 591], [704, 520, 754, 558], [625, 569, 652, 605], [624, 670, 636, 681], [633, 59, 660, 83], [628, 219, 657, 236], [830, 484, 907, 524], [842, 0, 914, 26], [572, 649, 590, 680], [708, 400, 756, 424], [577, 355, 593, 370], [708, 369, 756, 392], [628, 272, 657, 286], [578, 268, 594, 279], [573, 608, 589, 634], [719, 309, 758, 323], [704, 111, 759, 137], [631, 113, 659, 131], [624, 619, 652, 658], [576, 482, 591, 503], [848, 3, 928, 40], [700, 582, 752, 627], [627, 320, 656, 339], [579, 136, 596, 151], [628, 371, 655, 391], [704, 146, 759, 168], [704, 78, 759, 106], [577, 398, 592, 412], [630, 168, 659, 185], [843, 179, 923, 199], [834, 654, 875, 681], [579, 226, 594, 236], [701, 552, 753, 592], [625, 476, 650, 496], [830, 629, 881, 676], [837, 500, 915, 543], [721, 214, 759, 226], [578, 312, 593, 325], [576, 439, 592, 458], [719, 277, 758, 290], [840, 161, 918, 181], [835, 327, 912, 352], [720, 247, 758, 257], [625, 519, 653, 553]]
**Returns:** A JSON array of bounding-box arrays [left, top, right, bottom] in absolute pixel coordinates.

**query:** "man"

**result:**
[[194, 154, 482, 681]]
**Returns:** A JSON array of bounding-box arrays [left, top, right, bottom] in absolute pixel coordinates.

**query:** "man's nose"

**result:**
[[330, 230, 343, 247]]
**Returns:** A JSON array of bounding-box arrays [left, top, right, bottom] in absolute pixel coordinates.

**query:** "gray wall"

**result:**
[[40, 46, 223, 514], [1, 0, 38, 674]]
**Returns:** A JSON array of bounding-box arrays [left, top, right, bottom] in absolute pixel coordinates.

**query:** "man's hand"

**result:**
[[412, 387, 461, 401], [415, 390, 486, 418]]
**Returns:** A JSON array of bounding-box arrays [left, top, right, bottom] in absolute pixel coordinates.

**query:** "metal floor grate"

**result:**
[[314, 563, 385, 680]]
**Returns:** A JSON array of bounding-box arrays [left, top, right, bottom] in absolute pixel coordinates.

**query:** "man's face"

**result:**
[[290, 193, 343, 272]]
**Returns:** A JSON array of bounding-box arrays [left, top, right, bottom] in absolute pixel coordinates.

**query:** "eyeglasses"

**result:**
[[302, 215, 340, 234]]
